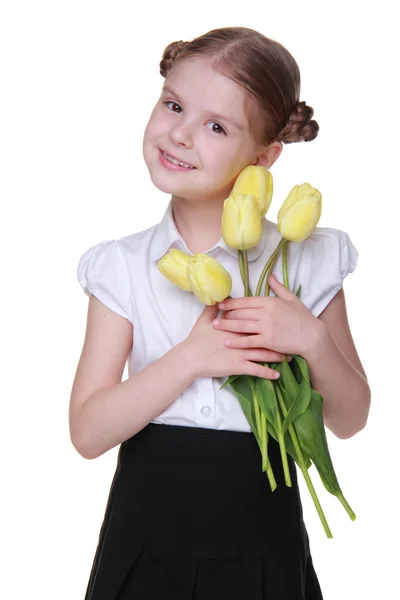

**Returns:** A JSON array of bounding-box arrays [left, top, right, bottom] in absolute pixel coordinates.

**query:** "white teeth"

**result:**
[[162, 151, 194, 169]]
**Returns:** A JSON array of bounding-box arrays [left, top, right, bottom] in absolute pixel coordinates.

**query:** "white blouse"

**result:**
[[77, 199, 359, 433]]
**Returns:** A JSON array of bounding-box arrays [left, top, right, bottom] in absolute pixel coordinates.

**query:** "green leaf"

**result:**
[[289, 358, 303, 385], [219, 374, 240, 390], [254, 376, 280, 429], [293, 388, 343, 496], [267, 418, 311, 469], [266, 421, 277, 437], [275, 382, 312, 469], [291, 354, 310, 385], [280, 359, 299, 401], [228, 375, 261, 447], [255, 375, 294, 486], [295, 283, 302, 298], [281, 377, 311, 434], [275, 381, 291, 412]]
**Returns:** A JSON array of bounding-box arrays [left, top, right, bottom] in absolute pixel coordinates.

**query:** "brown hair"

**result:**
[[159, 27, 319, 145]]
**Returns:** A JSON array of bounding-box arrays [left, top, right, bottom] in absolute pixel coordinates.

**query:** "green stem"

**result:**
[[239, 249, 253, 296], [270, 381, 292, 487], [255, 238, 285, 296], [277, 241, 291, 486], [282, 240, 289, 288], [264, 261, 275, 297], [260, 413, 267, 470], [250, 378, 277, 490], [277, 431, 292, 487], [243, 249, 249, 297], [337, 492, 356, 521], [252, 391, 262, 440], [258, 239, 291, 486], [262, 414, 277, 490], [244, 249, 251, 297], [275, 383, 333, 538], [257, 359, 291, 487], [238, 251, 245, 288], [264, 239, 289, 296], [264, 240, 290, 296]]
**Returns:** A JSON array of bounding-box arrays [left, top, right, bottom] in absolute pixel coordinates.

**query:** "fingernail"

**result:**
[[213, 319, 220, 326], [285, 355, 293, 361]]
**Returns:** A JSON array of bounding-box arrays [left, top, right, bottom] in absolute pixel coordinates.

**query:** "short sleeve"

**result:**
[[77, 239, 133, 323], [298, 227, 359, 318]]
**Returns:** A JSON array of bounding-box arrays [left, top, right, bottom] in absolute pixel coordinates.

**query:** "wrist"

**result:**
[[301, 318, 332, 364], [174, 339, 201, 381]]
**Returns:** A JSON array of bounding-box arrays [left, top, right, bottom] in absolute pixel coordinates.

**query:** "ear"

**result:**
[[253, 141, 283, 169]]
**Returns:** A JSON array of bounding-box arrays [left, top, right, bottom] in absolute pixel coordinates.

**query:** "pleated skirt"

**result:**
[[84, 423, 324, 600]]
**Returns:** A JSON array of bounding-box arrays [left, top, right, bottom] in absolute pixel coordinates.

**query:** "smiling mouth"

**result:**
[[160, 150, 196, 169]]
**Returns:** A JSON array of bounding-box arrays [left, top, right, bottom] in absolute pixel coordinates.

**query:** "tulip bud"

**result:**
[[277, 183, 322, 242], [158, 249, 193, 291], [221, 194, 263, 250], [230, 165, 273, 217], [187, 254, 232, 305]]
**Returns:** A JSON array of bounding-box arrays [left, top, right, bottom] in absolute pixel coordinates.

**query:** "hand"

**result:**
[[214, 273, 320, 357], [185, 302, 292, 381]]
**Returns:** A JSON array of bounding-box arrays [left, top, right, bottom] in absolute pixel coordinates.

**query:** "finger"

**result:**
[[245, 361, 281, 380], [224, 335, 262, 348], [268, 274, 297, 300], [226, 337, 292, 361], [218, 297, 267, 311], [213, 318, 259, 334], [221, 308, 260, 321], [243, 349, 292, 363]]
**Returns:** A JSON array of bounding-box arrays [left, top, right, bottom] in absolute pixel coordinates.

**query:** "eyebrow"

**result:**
[[161, 85, 245, 131]]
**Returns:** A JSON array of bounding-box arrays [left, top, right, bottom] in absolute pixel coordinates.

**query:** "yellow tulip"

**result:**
[[230, 165, 273, 217], [187, 254, 232, 305], [158, 248, 192, 291], [277, 183, 322, 242], [221, 194, 263, 250]]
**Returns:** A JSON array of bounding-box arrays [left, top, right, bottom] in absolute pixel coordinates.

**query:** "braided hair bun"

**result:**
[[159, 40, 190, 78], [277, 101, 319, 143]]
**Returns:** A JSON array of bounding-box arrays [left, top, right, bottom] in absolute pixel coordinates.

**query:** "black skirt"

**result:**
[[84, 423, 324, 600]]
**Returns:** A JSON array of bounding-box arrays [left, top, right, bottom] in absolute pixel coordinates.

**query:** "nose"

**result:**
[[169, 121, 194, 149]]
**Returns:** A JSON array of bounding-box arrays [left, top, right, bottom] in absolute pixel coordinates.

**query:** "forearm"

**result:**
[[302, 322, 371, 439], [72, 341, 195, 459]]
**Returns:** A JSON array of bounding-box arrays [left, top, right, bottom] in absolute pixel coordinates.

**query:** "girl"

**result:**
[[70, 26, 371, 600]]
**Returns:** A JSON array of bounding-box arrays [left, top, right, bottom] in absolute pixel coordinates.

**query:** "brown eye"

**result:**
[[206, 122, 226, 135], [165, 101, 182, 113]]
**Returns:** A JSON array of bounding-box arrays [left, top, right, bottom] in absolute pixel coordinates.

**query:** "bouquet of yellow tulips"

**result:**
[[158, 166, 356, 538]]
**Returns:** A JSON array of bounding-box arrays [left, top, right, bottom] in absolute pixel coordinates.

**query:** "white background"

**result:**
[[1, 1, 398, 598]]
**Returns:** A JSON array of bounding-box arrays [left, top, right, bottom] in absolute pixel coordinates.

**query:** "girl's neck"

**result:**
[[171, 196, 225, 255]]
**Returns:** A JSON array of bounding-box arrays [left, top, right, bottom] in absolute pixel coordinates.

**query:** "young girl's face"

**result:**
[[142, 57, 265, 204]]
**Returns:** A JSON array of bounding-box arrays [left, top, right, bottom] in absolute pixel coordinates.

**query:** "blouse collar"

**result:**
[[150, 200, 268, 262]]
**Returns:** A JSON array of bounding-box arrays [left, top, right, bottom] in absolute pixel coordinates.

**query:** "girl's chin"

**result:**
[[148, 173, 188, 196], [147, 166, 196, 194]]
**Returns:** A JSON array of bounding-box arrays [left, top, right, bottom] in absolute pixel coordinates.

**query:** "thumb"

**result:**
[[268, 273, 293, 299]]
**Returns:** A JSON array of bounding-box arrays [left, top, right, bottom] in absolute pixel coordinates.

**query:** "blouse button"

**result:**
[[200, 406, 211, 417]]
